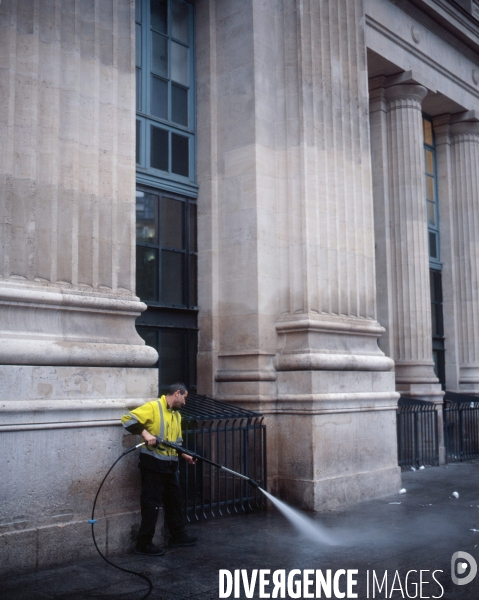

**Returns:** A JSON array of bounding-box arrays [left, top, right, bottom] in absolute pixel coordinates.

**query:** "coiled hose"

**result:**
[[89, 442, 153, 600]]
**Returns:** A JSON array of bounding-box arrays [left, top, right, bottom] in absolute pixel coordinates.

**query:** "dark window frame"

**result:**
[[135, 0, 196, 185], [136, 185, 198, 310], [424, 116, 445, 388], [423, 116, 441, 268]]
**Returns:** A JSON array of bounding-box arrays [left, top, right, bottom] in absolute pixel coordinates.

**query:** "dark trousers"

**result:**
[[137, 467, 185, 547]]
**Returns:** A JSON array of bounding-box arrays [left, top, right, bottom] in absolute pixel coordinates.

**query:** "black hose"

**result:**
[[90, 442, 153, 600]]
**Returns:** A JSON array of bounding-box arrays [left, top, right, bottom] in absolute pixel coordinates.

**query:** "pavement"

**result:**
[[2, 460, 479, 600]]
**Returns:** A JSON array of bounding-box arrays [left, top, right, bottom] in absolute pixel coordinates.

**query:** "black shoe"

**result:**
[[134, 543, 166, 556], [168, 533, 198, 547]]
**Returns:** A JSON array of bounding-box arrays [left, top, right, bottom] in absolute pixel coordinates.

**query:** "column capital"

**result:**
[[384, 83, 428, 104], [369, 75, 386, 92], [432, 114, 451, 146], [451, 109, 479, 123], [384, 69, 436, 93], [450, 120, 479, 137], [450, 110, 479, 137], [369, 84, 387, 114]]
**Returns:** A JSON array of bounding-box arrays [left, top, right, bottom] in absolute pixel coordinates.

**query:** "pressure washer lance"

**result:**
[[158, 439, 262, 489], [89, 440, 261, 599]]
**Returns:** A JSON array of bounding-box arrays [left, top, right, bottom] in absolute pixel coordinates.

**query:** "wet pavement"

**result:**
[[2, 460, 479, 599]]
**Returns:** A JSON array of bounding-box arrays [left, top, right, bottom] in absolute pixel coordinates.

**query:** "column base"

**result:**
[[268, 369, 401, 511], [275, 466, 401, 512], [0, 365, 158, 575], [395, 361, 441, 391], [0, 281, 158, 367], [459, 365, 479, 390]]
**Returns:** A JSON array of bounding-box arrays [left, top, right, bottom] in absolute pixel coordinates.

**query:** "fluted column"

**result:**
[[385, 83, 440, 396], [450, 119, 479, 391], [273, 0, 399, 510], [0, 0, 156, 366], [274, 0, 392, 374]]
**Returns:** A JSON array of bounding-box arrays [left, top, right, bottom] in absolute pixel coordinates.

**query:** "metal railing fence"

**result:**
[[178, 394, 267, 521], [444, 391, 479, 462], [396, 396, 439, 470]]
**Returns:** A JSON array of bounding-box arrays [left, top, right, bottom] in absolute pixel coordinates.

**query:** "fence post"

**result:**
[[434, 399, 446, 465], [397, 396, 440, 469]]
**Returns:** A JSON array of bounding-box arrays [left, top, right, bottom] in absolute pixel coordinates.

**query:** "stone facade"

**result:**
[[1, 0, 479, 575]]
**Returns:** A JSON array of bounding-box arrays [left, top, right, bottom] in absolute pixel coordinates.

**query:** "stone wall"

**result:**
[[0, 366, 157, 574]]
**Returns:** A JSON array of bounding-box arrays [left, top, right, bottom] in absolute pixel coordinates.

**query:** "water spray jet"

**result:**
[[161, 441, 340, 546]]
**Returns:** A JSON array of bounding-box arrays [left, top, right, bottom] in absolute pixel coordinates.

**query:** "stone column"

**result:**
[[273, 0, 399, 510], [384, 83, 442, 401], [0, 0, 156, 367], [197, 0, 400, 512], [450, 117, 479, 392], [0, 0, 157, 574]]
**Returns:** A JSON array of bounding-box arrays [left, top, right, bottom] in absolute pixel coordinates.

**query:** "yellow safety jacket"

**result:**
[[121, 396, 183, 468]]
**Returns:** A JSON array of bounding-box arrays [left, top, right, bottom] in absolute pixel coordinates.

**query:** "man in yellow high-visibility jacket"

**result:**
[[121, 382, 197, 556]]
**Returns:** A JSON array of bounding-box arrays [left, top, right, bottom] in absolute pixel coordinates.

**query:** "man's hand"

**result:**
[[182, 453, 197, 465], [141, 429, 158, 447]]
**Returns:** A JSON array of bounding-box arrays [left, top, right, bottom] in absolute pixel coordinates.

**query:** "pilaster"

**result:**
[[433, 115, 460, 392], [196, 0, 279, 404], [369, 78, 394, 360]]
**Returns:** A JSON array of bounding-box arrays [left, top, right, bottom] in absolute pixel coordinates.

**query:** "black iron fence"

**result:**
[[178, 394, 267, 521], [444, 391, 479, 462], [396, 396, 439, 470]]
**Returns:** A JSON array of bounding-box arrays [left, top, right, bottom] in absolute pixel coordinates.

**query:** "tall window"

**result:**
[[423, 117, 445, 388], [135, 0, 195, 188], [135, 0, 198, 393], [423, 119, 440, 267], [136, 189, 197, 308]]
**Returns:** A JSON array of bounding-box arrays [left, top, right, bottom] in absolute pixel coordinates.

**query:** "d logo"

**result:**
[[451, 551, 477, 585]]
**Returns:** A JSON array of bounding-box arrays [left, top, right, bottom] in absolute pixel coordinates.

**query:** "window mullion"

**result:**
[[184, 198, 189, 306], [156, 190, 161, 305], [143, 0, 149, 116]]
